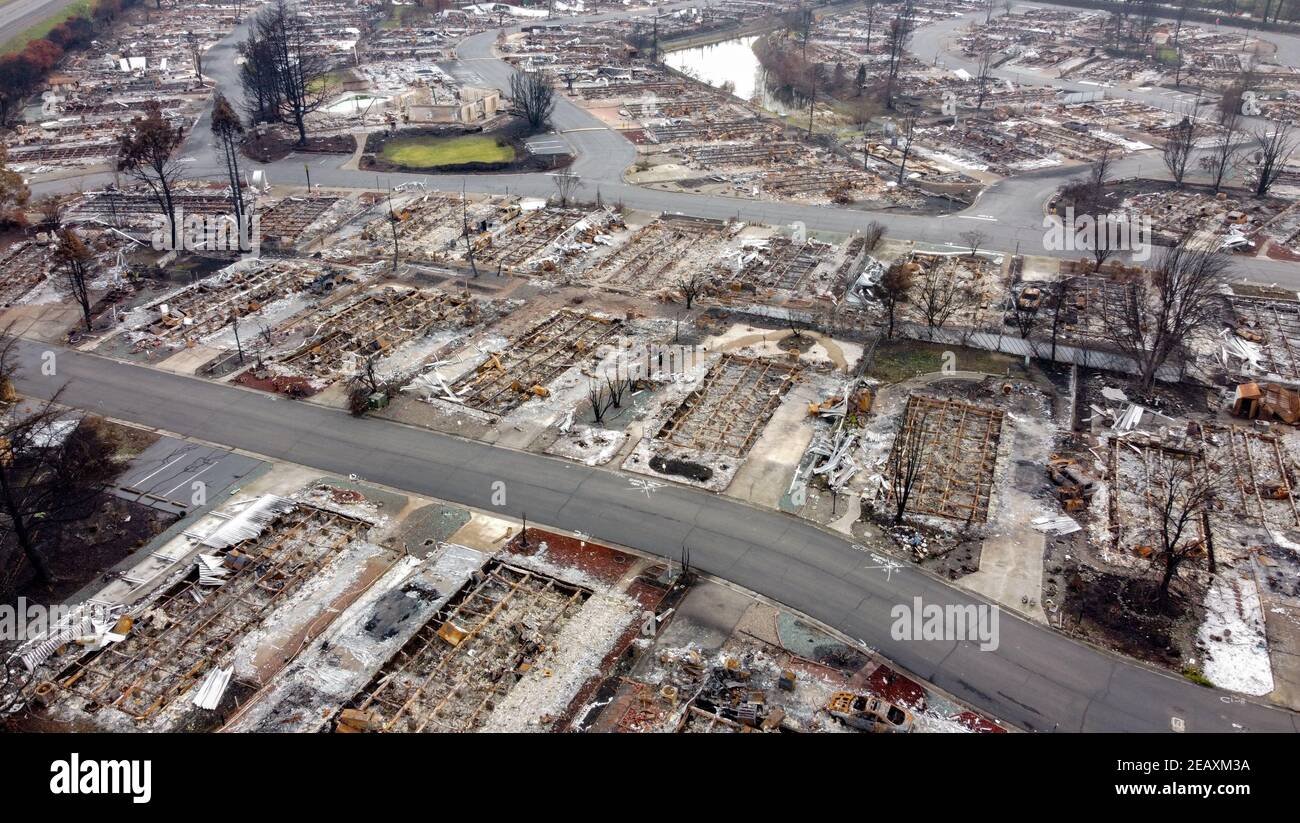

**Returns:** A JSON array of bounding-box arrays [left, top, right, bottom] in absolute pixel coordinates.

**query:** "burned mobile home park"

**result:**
[[0, 0, 1298, 743]]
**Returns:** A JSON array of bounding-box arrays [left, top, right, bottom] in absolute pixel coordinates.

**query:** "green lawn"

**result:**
[[380, 135, 515, 168], [1, 0, 94, 55], [308, 70, 350, 96], [868, 340, 1019, 384]]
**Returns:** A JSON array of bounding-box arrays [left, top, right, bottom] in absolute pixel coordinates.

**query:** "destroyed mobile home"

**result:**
[[2, 0, 1300, 741], [2, 472, 1004, 734]]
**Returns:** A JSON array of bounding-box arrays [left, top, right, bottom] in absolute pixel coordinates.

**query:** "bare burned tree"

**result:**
[[888, 406, 928, 525], [863, 220, 885, 251], [1162, 115, 1197, 188], [587, 378, 610, 424], [509, 70, 556, 131], [895, 112, 918, 184], [974, 50, 995, 111], [605, 370, 632, 409], [53, 229, 95, 332], [960, 229, 988, 258], [883, 0, 914, 110], [186, 29, 203, 77], [347, 354, 384, 416], [1089, 146, 1114, 197], [1104, 227, 1232, 392], [0, 336, 122, 593], [1253, 121, 1297, 197], [1151, 454, 1223, 611], [678, 271, 708, 309], [239, 26, 283, 124], [879, 259, 912, 339], [1048, 274, 1079, 364], [553, 169, 579, 207], [210, 92, 247, 242], [32, 194, 67, 234], [251, 0, 331, 146], [1200, 106, 1243, 193], [1006, 277, 1041, 340], [390, 189, 402, 271], [916, 260, 969, 336], [118, 102, 185, 252]]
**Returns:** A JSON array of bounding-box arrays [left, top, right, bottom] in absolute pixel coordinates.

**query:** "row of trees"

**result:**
[[0, 0, 150, 125], [238, 0, 331, 146], [754, 0, 913, 118], [882, 225, 1233, 609], [1164, 113, 1297, 197]]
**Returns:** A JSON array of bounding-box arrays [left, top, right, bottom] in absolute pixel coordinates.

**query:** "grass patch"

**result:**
[[380, 1, 432, 29], [379, 134, 515, 168], [868, 340, 1018, 384], [1181, 666, 1213, 688], [1, 0, 94, 55], [308, 70, 351, 96]]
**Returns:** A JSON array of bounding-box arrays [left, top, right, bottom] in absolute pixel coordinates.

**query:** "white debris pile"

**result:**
[[479, 589, 638, 732], [808, 427, 860, 492], [547, 424, 628, 466], [1196, 569, 1274, 696], [201, 495, 297, 549], [1219, 329, 1264, 374]]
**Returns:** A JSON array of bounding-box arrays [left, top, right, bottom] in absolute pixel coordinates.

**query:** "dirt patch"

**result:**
[[1062, 567, 1202, 667], [242, 129, 358, 163], [107, 421, 160, 460], [11, 493, 179, 606], [233, 368, 322, 398]]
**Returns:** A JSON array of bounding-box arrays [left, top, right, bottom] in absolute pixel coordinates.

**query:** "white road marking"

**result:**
[[162, 461, 216, 497], [132, 453, 189, 486], [957, 214, 998, 221], [866, 552, 904, 582], [627, 477, 665, 497]]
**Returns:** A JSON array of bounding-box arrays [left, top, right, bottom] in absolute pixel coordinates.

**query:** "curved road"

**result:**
[[28, 1, 1300, 284], [0, 0, 81, 46], [11, 4, 1300, 733], [8, 338, 1300, 733]]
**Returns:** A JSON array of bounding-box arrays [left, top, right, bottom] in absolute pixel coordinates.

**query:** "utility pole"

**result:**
[[387, 186, 399, 271], [304, 163, 311, 193], [233, 311, 245, 365]]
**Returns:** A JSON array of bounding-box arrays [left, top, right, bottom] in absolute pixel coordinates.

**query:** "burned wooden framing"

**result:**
[[883, 395, 1005, 523], [55, 505, 369, 720], [449, 309, 621, 415], [341, 561, 589, 733], [654, 355, 799, 458]]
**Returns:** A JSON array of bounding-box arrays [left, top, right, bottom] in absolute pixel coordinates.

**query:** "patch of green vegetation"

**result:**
[[1156, 47, 1180, 65], [308, 70, 350, 96], [380, 135, 515, 168], [1, 0, 94, 55], [868, 340, 1018, 384], [379, 1, 432, 29], [1181, 666, 1213, 688]]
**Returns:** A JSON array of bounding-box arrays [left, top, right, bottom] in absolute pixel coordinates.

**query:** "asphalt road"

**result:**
[[0, 0, 79, 46], [9, 338, 1298, 733], [33, 0, 1300, 285]]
